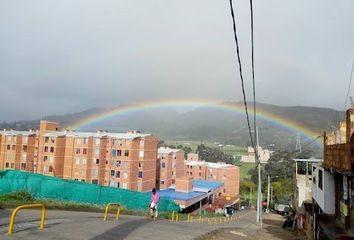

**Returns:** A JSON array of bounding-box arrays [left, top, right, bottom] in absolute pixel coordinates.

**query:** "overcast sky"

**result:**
[[0, 0, 353, 121]]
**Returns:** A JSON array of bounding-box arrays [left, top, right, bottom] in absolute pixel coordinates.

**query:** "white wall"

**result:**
[[312, 165, 335, 215]]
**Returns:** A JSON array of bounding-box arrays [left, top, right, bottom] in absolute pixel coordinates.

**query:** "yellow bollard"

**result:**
[[171, 211, 176, 221], [8, 204, 46, 235], [104, 203, 121, 221]]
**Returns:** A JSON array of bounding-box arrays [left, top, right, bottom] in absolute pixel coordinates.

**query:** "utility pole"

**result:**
[[267, 175, 270, 213], [250, 186, 252, 206], [256, 127, 262, 226], [295, 133, 302, 152]]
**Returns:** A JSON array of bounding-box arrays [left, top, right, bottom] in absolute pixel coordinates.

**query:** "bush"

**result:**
[[0, 191, 34, 203]]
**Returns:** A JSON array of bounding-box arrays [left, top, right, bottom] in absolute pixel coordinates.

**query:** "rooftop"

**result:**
[[186, 160, 235, 169], [158, 147, 181, 154], [159, 180, 223, 201], [1, 130, 38, 136]]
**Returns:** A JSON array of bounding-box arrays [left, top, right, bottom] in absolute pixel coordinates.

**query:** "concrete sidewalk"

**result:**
[[0, 209, 257, 240]]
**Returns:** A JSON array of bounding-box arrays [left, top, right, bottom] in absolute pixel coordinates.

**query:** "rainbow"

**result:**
[[63, 99, 323, 146]]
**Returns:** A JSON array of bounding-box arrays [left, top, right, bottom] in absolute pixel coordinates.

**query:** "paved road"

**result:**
[[0, 209, 257, 240]]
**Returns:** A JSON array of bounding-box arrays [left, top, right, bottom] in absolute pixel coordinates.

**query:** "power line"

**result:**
[[249, 0, 258, 160], [228, 0, 255, 150]]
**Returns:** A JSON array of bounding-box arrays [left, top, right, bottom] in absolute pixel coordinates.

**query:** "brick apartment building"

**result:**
[[156, 147, 185, 190], [185, 153, 240, 200], [0, 121, 158, 192]]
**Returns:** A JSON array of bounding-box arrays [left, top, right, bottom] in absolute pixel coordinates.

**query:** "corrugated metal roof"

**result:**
[[158, 180, 223, 201]]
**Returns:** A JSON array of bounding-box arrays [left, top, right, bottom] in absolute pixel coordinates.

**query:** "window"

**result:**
[[138, 171, 143, 178], [138, 162, 142, 168], [83, 148, 87, 154], [92, 169, 98, 176], [83, 138, 88, 144], [22, 153, 27, 161], [76, 138, 81, 144], [76, 148, 80, 154], [44, 156, 48, 161], [94, 148, 99, 157], [318, 169, 323, 190], [6, 145, 10, 150], [162, 162, 165, 168], [50, 147, 54, 153], [21, 163, 26, 170], [139, 151, 144, 157], [80, 169, 86, 175], [49, 156, 54, 163], [199, 172, 201, 176], [82, 159, 87, 164], [122, 183, 127, 189], [117, 150, 122, 156], [140, 140, 144, 147], [160, 180, 165, 185], [95, 159, 99, 164], [50, 137, 55, 143], [75, 158, 80, 165], [5, 162, 9, 168], [123, 171, 128, 179], [92, 179, 98, 184], [124, 150, 129, 157], [112, 149, 117, 157], [23, 137, 28, 144], [116, 160, 121, 167], [116, 171, 120, 178], [111, 170, 115, 177], [123, 161, 128, 169], [117, 182, 120, 188], [74, 178, 79, 181], [199, 166, 201, 170], [95, 139, 100, 145], [45, 137, 49, 143], [81, 179, 85, 182], [49, 166, 53, 173], [23, 145, 27, 152], [11, 145, 15, 150], [44, 146, 48, 152]]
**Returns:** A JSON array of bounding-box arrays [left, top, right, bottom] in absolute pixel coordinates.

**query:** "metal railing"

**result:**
[[103, 203, 121, 221], [7, 203, 46, 235]]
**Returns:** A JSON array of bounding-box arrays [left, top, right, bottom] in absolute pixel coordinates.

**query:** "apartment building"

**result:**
[[156, 147, 185, 190], [185, 154, 240, 200], [0, 121, 158, 192]]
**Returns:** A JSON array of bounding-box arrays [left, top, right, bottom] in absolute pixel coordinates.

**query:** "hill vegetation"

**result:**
[[0, 102, 342, 153]]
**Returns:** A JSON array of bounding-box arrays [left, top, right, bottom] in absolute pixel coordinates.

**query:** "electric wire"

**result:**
[[249, 0, 259, 164], [228, 0, 255, 150]]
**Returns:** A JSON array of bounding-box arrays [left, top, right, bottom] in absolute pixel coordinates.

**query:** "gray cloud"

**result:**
[[0, 0, 353, 121]]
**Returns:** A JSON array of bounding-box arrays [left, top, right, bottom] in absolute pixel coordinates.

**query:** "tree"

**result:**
[[248, 150, 315, 202], [195, 144, 234, 164]]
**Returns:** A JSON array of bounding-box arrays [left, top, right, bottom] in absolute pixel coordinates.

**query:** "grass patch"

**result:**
[[237, 162, 256, 180]]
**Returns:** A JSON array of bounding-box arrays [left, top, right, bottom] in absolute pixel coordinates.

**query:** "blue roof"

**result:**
[[192, 180, 222, 190], [158, 180, 223, 201], [159, 188, 204, 201]]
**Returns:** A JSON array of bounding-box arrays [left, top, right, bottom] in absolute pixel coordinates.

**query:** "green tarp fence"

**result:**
[[0, 170, 178, 212]]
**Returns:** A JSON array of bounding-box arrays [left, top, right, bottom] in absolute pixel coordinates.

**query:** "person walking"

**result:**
[[150, 188, 160, 218]]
